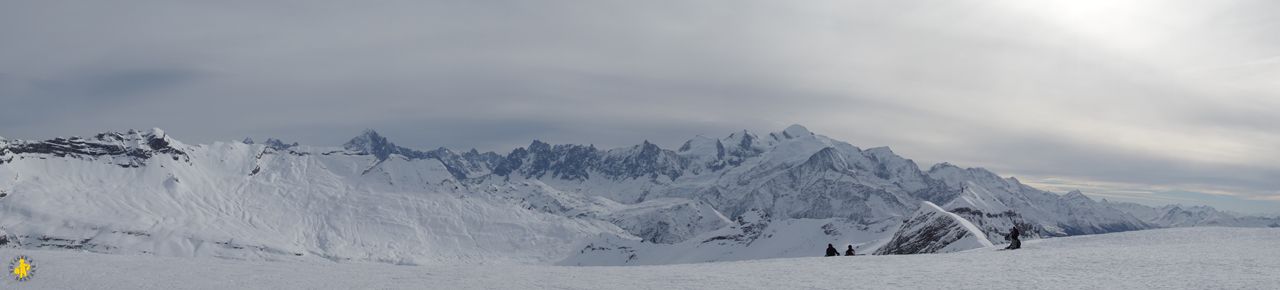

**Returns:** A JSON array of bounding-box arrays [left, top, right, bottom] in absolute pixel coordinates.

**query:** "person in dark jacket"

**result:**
[[845, 245, 856, 256], [825, 244, 840, 256], [1006, 227, 1022, 250]]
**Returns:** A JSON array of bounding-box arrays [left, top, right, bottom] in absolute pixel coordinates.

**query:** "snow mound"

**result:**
[[875, 201, 993, 255]]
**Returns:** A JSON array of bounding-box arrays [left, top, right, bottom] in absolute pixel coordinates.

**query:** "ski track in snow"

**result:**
[[2, 227, 1277, 290]]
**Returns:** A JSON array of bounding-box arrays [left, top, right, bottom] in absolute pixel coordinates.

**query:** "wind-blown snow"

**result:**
[[2, 227, 1276, 289]]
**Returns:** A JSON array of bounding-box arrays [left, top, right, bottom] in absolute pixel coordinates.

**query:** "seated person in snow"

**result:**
[[845, 245, 855, 256], [826, 244, 840, 256], [1006, 227, 1022, 250]]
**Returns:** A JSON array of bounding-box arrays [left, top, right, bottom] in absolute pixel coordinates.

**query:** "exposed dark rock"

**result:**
[[1, 129, 188, 167], [263, 138, 298, 150], [875, 202, 989, 255]]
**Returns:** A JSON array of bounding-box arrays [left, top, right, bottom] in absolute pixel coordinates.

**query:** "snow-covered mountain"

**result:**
[[1106, 201, 1280, 228], [0, 129, 627, 265], [0, 124, 1251, 266]]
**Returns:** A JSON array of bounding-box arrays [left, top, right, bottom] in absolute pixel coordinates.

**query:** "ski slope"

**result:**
[[3, 227, 1276, 289]]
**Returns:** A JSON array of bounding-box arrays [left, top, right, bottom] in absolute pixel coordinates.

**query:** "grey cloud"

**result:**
[[1, 0, 1278, 213], [0, 66, 208, 129], [966, 131, 1278, 194], [1193, 103, 1280, 136], [29, 67, 205, 98]]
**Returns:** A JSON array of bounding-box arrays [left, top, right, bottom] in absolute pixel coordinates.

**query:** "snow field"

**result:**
[[2, 227, 1276, 290]]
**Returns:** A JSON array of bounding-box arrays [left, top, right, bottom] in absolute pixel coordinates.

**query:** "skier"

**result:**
[[1005, 226, 1022, 250], [825, 244, 840, 256], [845, 245, 855, 256]]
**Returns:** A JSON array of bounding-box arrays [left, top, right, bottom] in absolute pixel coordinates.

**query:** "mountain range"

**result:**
[[0, 125, 1275, 265]]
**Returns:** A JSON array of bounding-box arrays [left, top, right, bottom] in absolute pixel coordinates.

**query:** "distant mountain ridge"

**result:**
[[1105, 200, 1280, 228], [0, 125, 1270, 265]]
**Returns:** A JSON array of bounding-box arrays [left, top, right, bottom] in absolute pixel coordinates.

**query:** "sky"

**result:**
[[1, 0, 1277, 215]]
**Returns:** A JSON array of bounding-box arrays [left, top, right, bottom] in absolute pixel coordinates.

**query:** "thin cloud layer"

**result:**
[[1, 0, 1277, 214]]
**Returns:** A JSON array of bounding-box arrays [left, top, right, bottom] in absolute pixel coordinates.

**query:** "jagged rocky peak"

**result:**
[[344, 129, 399, 159], [81, 128, 183, 151], [526, 139, 546, 149], [490, 139, 601, 180], [677, 135, 728, 171], [722, 130, 767, 162], [0, 128, 190, 166], [600, 140, 663, 160], [241, 137, 255, 145], [463, 148, 504, 162], [636, 140, 660, 156], [738, 124, 820, 149], [525, 139, 559, 156], [145, 128, 174, 151], [596, 140, 682, 180], [422, 146, 501, 180], [263, 138, 299, 150], [725, 130, 757, 149]]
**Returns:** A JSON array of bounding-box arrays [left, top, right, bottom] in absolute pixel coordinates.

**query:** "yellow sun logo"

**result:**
[[9, 255, 34, 281]]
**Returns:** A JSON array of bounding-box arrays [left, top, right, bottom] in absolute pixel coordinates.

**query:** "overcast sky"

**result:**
[[2, 0, 1277, 214]]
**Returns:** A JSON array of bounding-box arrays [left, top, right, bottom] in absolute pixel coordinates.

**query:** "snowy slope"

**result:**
[[3, 227, 1277, 289], [561, 208, 900, 265], [0, 130, 631, 265]]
